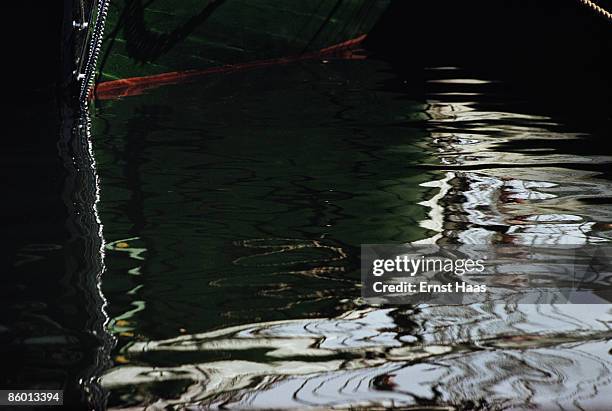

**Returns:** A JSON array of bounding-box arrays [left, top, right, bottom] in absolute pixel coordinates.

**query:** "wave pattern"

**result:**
[[96, 62, 612, 409], [103, 306, 612, 410]]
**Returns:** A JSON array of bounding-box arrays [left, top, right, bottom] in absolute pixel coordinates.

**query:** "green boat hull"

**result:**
[[98, 0, 390, 82]]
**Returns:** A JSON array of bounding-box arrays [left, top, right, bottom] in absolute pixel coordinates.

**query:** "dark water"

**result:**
[[2, 103, 109, 406], [91, 57, 612, 409]]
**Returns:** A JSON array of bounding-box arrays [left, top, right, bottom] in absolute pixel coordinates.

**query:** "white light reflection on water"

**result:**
[[103, 306, 612, 410]]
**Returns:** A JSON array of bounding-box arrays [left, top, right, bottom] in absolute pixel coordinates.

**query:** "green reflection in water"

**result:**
[[93, 59, 439, 339]]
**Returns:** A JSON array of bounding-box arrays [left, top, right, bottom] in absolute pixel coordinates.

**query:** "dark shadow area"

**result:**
[[101, 0, 227, 67], [1, 102, 110, 409], [366, 0, 612, 114], [1, 3, 110, 409]]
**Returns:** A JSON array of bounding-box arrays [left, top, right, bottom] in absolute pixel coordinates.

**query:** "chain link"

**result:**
[[577, 0, 612, 21], [79, 0, 111, 106]]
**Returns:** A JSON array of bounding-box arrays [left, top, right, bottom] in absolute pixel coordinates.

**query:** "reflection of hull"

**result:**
[[93, 58, 435, 340], [96, 0, 389, 83]]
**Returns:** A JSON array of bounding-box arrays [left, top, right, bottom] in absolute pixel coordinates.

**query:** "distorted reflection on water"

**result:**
[[92, 59, 612, 409]]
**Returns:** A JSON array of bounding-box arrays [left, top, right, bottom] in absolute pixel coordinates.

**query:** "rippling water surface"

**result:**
[[92, 58, 612, 409]]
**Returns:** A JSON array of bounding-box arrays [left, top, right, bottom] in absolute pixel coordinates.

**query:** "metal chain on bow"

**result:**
[[77, 0, 111, 106]]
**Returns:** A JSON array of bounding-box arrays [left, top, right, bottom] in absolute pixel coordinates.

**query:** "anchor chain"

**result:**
[[77, 0, 111, 106]]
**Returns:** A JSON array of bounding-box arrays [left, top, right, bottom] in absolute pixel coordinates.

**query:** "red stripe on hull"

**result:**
[[93, 34, 367, 100]]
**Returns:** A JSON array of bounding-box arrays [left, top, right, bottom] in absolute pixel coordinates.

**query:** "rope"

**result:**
[[577, 0, 612, 21]]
